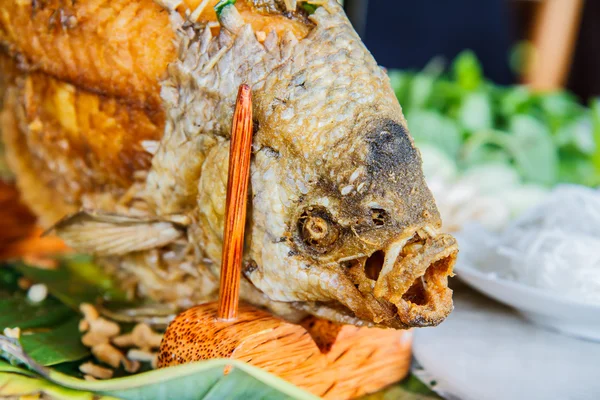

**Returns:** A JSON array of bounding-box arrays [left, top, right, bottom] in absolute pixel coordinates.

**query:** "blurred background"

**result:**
[[346, 0, 600, 100]]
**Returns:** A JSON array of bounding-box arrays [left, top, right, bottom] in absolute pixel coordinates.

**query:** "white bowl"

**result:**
[[455, 262, 600, 342]]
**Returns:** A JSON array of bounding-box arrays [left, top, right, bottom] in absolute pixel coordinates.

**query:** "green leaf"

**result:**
[[452, 50, 483, 91], [458, 92, 493, 132], [407, 110, 461, 159], [557, 154, 600, 186], [460, 135, 511, 168], [538, 91, 584, 132], [360, 375, 440, 399], [0, 292, 73, 332], [15, 255, 129, 310], [428, 79, 464, 117], [498, 85, 533, 119], [0, 360, 37, 377], [539, 91, 582, 120], [0, 372, 116, 400], [508, 116, 558, 185], [0, 335, 317, 400], [388, 70, 412, 107], [590, 98, 600, 172], [62, 361, 317, 400], [554, 115, 595, 155], [20, 317, 89, 366], [409, 74, 436, 110], [0, 267, 21, 292]]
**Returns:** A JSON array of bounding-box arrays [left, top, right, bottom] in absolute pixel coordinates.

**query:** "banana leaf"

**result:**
[[0, 335, 318, 400]]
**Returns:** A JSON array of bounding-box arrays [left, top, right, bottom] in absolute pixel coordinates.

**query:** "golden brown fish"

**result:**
[[1, 0, 458, 328]]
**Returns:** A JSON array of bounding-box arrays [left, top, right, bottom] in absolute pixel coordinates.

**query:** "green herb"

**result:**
[[452, 50, 483, 91], [389, 50, 600, 187], [20, 317, 89, 367], [0, 292, 73, 332]]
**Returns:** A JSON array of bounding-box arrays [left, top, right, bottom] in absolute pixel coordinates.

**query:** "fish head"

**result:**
[[208, 0, 459, 328], [283, 118, 457, 329]]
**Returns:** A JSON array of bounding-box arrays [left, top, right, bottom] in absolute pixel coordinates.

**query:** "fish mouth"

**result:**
[[342, 227, 458, 328]]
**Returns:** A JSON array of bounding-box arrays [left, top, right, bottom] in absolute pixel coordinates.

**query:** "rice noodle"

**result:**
[[457, 185, 600, 304]]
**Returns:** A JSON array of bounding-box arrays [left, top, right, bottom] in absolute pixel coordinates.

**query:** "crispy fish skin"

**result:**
[[0, 0, 176, 107], [2, 1, 458, 329], [2, 69, 163, 219], [0, 0, 310, 108], [2, 87, 76, 225]]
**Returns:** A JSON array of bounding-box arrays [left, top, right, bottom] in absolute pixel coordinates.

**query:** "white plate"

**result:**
[[412, 284, 600, 400], [455, 262, 600, 342]]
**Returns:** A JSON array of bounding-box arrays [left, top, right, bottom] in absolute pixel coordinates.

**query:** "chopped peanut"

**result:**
[[82, 331, 110, 347], [89, 318, 120, 338], [127, 349, 157, 363], [80, 303, 99, 321], [113, 323, 163, 350], [123, 359, 141, 374], [79, 319, 90, 332], [79, 362, 113, 379], [78, 305, 164, 373], [92, 343, 124, 369]]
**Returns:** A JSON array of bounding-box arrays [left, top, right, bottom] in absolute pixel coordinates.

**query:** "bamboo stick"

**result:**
[[218, 84, 253, 321]]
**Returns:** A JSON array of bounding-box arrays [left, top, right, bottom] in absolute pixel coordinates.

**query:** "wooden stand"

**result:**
[[157, 85, 412, 399], [158, 303, 412, 399]]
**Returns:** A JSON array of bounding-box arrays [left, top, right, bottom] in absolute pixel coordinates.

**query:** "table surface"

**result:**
[[412, 282, 600, 400]]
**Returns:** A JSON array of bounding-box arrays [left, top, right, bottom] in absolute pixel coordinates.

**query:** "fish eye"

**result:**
[[297, 206, 340, 253], [371, 208, 388, 226]]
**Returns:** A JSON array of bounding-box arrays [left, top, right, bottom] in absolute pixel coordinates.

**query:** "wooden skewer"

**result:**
[[218, 84, 253, 321]]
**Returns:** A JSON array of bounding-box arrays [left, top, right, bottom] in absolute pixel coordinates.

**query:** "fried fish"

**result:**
[[0, 0, 458, 328]]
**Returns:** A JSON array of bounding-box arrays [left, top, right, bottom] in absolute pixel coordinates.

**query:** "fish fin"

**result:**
[[47, 210, 186, 256]]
